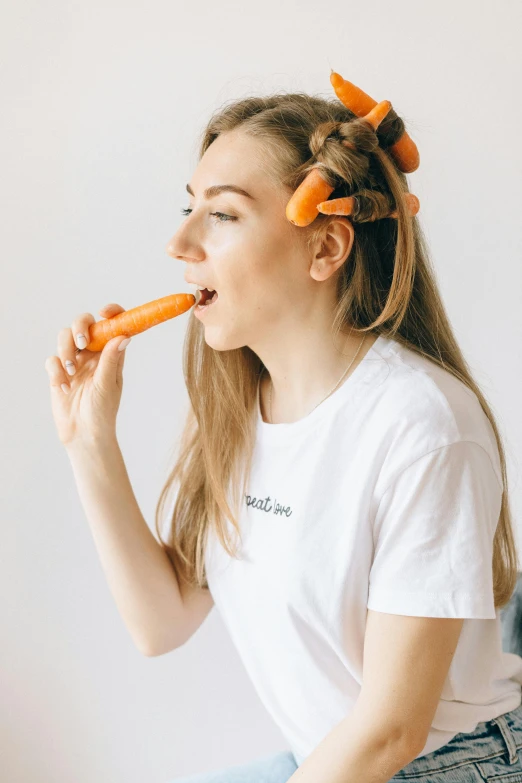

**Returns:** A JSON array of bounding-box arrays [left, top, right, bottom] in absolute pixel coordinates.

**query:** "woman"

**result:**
[[45, 73, 522, 783]]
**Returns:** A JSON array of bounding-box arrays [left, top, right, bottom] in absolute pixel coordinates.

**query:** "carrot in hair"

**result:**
[[388, 193, 420, 218], [361, 99, 393, 131], [285, 166, 334, 227], [81, 293, 196, 352], [317, 192, 420, 219], [330, 70, 420, 173], [285, 100, 393, 228], [316, 195, 357, 217]]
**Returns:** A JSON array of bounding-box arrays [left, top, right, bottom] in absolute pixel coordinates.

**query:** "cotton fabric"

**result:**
[[204, 334, 522, 766], [165, 703, 522, 781]]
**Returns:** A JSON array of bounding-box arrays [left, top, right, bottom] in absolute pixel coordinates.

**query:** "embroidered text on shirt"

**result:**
[[245, 494, 293, 518]]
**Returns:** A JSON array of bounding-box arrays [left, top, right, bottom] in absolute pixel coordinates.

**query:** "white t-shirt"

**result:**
[[204, 333, 522, 765]]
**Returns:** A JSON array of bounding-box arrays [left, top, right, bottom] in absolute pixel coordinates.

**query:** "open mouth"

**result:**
[[195, 288, 219, 311]]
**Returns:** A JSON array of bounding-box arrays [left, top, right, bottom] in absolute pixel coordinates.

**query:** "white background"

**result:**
[[2, 0, 521, 781]]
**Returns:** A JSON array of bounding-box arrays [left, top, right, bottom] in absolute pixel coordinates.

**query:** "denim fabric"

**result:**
[[500, 572, 522, 658], [166, 750, 298, 782], [389, 702, 522, 782]]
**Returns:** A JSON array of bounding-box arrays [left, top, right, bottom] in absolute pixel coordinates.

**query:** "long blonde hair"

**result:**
[[155, 92, 519, 610]]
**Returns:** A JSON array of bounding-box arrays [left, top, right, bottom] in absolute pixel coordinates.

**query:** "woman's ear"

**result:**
[[309, 217, 355, 282]]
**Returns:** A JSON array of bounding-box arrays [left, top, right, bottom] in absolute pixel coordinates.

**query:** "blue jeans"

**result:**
[[167, 703, 522, 782], [390, 701, 522, 782], [500, 571, 522, 658]]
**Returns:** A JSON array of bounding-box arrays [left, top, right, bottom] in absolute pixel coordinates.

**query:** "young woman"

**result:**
[[45, 74, 522, 783]]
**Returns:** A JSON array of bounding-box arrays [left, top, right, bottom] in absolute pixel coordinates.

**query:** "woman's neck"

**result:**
[[258, 332, 379, 424]]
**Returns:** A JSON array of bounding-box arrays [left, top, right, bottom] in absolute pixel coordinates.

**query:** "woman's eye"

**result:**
[[180, 208, 237, 223]]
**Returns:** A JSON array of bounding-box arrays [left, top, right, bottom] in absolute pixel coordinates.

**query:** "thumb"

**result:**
[[94, 336, 131, 391]]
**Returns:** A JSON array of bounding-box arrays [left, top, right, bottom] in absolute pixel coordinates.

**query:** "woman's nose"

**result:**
[[165, 235, 188, 259], [165, 239, 203, 266]]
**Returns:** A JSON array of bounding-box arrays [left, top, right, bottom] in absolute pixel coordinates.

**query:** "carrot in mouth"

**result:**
[[77, 292, 197, 352]]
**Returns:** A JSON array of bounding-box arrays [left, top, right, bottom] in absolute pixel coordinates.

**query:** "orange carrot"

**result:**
[[330, 70, 420, 173], [316, 195, 357, 217], [388, 193, 420, 218], [361, 99, 393, 131], [81, 293, 196, 352], [285, 166, 334, 227], [286, 100, 393, 228], [317, 192, 420, 219]]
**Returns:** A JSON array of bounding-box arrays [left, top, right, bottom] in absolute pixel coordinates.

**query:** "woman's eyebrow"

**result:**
[[185, 183, 256, 201]]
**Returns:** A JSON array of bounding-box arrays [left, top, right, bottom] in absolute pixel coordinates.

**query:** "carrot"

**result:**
[[317, 192, 420, 219], [388, 193, 420, 219], [330, 70, 420, 173], [286, 166, 334, 227], [80, 293, 196, 352], [361, 99, 393, 131], [316, 195, 357, 217], [285, 99, 393, 227]]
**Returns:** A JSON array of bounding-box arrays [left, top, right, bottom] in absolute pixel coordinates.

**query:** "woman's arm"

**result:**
[[66, 436, 213, 656]]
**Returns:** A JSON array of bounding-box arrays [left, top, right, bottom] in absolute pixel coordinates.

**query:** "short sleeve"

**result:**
[[159, 486, 180, 540], [367, 441, 503, 619]]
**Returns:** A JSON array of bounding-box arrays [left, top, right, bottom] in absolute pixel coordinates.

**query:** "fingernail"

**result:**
[[118, 337, 132, 351], [76, 334, 87, 349], [61, 383, 70, 394], [65, 361, 75, 376]]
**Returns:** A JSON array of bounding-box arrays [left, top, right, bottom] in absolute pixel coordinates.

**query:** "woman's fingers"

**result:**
[[70, 312, 97, 351], [56, 327, 78, 378], [67, 306, 126, 357], [46, 305, 129, 413], [45, 355, 71, 395], [58, 313, 96, 374], [99, 303, 126, 315]]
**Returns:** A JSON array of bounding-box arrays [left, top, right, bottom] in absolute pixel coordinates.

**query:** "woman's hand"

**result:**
[[45, 303, 131, 446]]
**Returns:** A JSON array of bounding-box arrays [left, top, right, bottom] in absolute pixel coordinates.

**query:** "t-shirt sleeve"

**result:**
[[367, 440, 503, 619]]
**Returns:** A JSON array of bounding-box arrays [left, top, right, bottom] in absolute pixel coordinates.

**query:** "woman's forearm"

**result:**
[[65, 436, 185, 655], [287, 702, 419, 783]]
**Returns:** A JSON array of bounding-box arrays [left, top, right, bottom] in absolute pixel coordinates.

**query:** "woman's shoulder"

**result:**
[[369, 335, 499, 471]]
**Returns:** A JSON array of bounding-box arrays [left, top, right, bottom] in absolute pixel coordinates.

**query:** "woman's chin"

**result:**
[[202, 329, 240, 352]]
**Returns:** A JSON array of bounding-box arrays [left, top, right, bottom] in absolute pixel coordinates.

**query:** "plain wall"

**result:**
[[2, 0, 521, 781]]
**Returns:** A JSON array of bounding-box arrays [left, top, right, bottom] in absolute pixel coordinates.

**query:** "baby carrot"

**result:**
[[286, 166, 334, 227], [81, 293, 196, 352], [285, 100, 393, 228], [388, 193, 420, 218], [316, 195, 357, 217], [362, 99, 393, 131], [316, 192, 420, 219], [330, 70, 420, 173]]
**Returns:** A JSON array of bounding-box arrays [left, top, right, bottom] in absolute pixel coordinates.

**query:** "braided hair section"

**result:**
[[307, 115, 402, 223]]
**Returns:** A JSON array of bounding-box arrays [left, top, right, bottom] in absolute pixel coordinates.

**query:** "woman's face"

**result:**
[[165, 130, 353, 352]]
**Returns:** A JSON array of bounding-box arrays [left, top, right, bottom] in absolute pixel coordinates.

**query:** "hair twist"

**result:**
[[286, 84, 419, 227], [309, 118, 380, 162], [345, 189, 396, 223]]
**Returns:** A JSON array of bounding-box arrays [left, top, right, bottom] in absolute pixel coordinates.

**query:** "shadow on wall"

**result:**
[[500, 572, 522, 657]]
